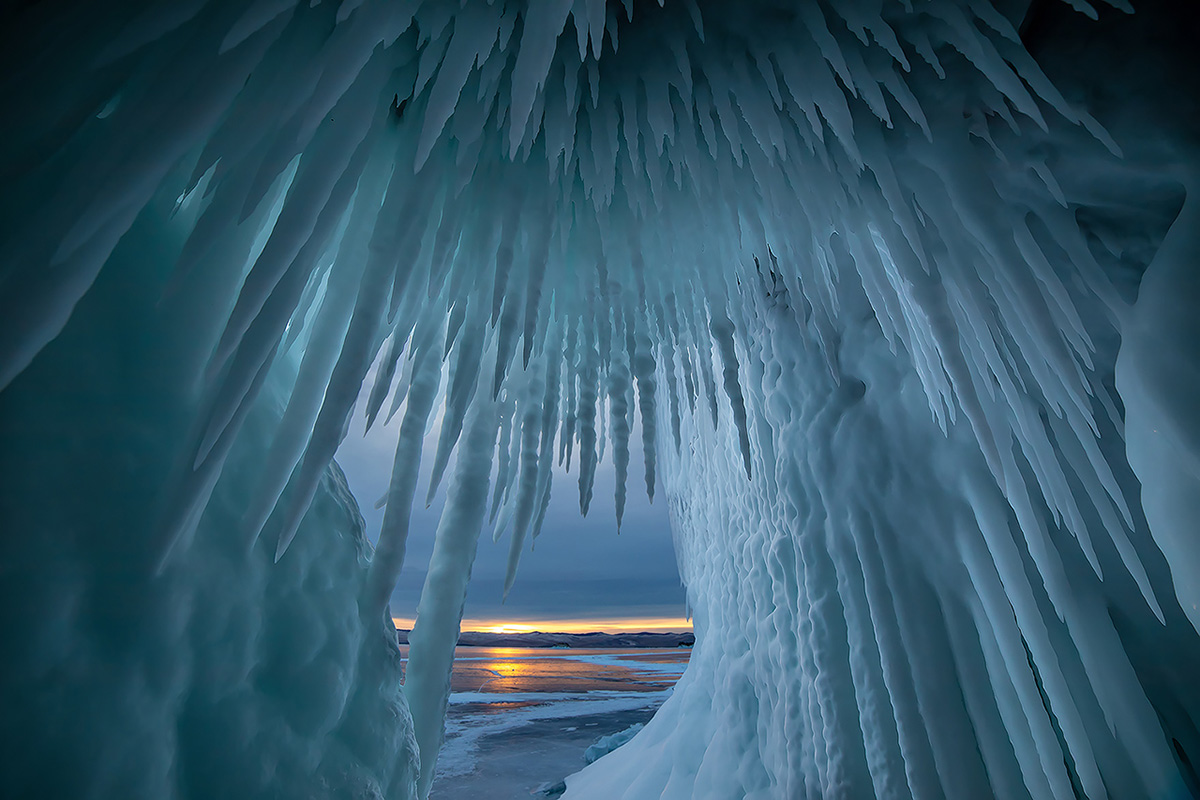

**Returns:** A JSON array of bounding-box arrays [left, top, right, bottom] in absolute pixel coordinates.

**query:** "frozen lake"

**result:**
[[397, 646, 691, 799]]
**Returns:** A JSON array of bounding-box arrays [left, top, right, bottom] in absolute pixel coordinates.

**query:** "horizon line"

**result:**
[[391, 615, 693, 635]]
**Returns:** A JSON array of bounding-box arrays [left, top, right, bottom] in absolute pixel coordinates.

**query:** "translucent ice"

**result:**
[[1, 1, 1198, 799]]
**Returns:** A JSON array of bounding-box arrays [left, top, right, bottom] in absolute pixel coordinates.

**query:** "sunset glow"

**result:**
[[392, 616, 693, 634]]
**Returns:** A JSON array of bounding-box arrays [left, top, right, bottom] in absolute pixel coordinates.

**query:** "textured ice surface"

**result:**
[[584, 722, 644, 764], [0, 280, 419, 797], [1, 0, 1199, 798]]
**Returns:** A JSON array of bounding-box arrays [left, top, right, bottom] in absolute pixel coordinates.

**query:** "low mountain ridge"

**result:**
[[396, 629, 694, 648]]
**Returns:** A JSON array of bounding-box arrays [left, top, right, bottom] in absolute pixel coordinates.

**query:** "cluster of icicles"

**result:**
[[0, 0, 1167, 791]]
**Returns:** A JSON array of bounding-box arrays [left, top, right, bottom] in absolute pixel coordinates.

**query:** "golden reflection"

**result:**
[[484, 655, 533, 677], [474, 650, 537, 691], [392, 615, 692, 634], [481, 623, 539, 634]]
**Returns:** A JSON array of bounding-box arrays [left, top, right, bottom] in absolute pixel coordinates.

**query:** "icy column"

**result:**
[[1117, 173, 1200, 634], [404, 386, 499, 799], [564, 273, 1189, 800]]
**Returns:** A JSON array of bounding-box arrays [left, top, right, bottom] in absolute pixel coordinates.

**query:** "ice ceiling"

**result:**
[[0, 0, 1198, 798]]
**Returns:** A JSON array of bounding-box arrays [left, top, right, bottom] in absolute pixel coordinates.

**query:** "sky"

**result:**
[[335, 358, 689, 633]]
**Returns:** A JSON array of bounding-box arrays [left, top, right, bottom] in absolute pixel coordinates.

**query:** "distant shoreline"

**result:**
[[396, 630, 695, 649]]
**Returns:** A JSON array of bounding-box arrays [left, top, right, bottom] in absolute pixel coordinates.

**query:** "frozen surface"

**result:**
[[1, 1, 1200, 799], [418, 647, 686, 799]]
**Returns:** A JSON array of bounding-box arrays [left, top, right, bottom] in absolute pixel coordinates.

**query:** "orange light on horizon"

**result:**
[[479, 623, 540, 635], [391, 615, 693, 634]]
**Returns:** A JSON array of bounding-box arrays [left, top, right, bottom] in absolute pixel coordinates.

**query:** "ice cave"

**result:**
[[1, 0, 1198, 797]]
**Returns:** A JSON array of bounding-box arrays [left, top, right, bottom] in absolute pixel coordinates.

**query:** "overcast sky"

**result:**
[[335, 368, 687, 629]]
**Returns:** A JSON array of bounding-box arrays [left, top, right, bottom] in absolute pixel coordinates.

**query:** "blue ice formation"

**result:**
[[585, 722, 644, 764], [0, 0, 1198, 798]]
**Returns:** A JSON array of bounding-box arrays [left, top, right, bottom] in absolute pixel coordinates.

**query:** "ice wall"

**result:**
[[1, 0, 1199, 798], [0, 192, 419, 796]]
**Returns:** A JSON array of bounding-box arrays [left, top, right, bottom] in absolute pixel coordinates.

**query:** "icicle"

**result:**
[[607, 333, 632, 529], [270, 157, 430, 561], [660, 338, 684, 453], [531, 323, 562, 537], [710, 310, 752, 478], [194, 138, 373, 468], [508, 0, 574, 158], [490, 185, 527, 324], [632, 329, 658, 501], [422, 210, 466, 305], [964, 473, 1107, 799], [425, 311, 488, 506], [363, 318, 446, 617], [492, 293, 523, 398], [962, 534, 1078, 799], [363, 325, 409, 433], [502, 359, 546, 596], [206, 48, 387, 379], [576, 346, 600, 516], [3, 29, 279, 392], [415, 2, 502, 169], [558, 324, 579, 469], [489, 398, 518, 523], [521, 214, 554, 368], [239, 156, 388, 547], [281, 256, 332, 353]]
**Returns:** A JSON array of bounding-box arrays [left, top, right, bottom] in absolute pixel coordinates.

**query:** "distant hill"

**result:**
[[395, 629, 695, 648]]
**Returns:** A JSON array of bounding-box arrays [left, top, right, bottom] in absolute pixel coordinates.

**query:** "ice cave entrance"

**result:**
[[1, 1, 1199, 799]]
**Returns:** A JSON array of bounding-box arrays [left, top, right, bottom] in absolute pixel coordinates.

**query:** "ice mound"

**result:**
[[0, 258, 418, 796], [584, 722, 644, 765]]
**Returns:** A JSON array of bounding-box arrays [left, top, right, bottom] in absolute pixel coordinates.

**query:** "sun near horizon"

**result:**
[[392, 616, 693, 635]]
